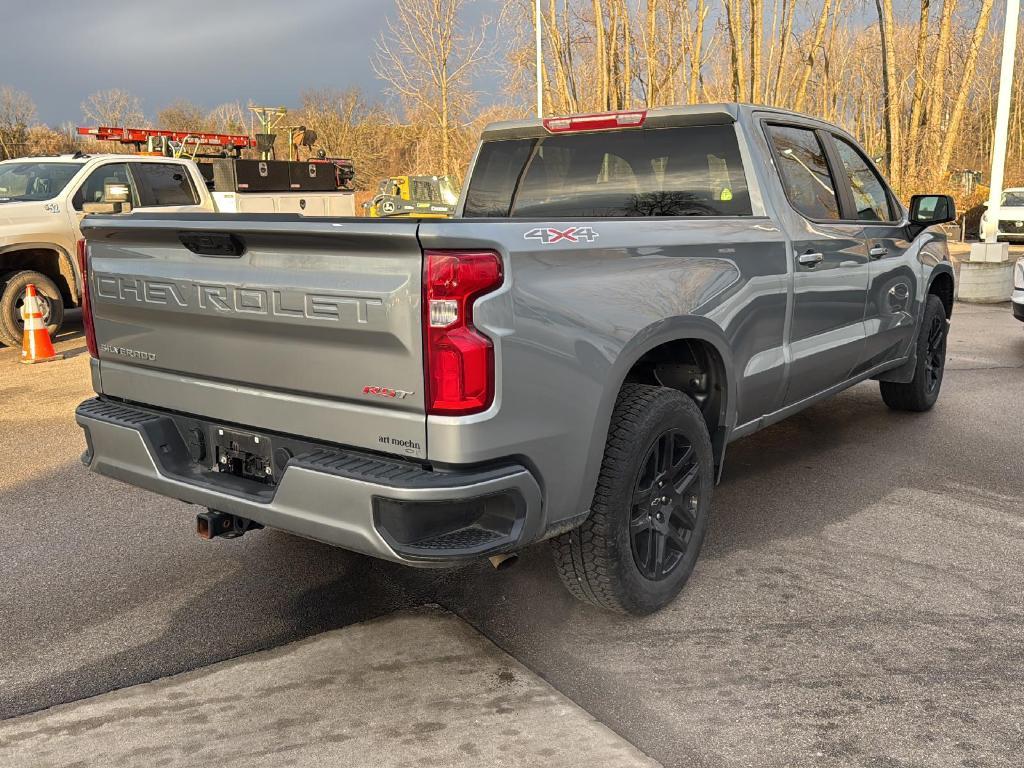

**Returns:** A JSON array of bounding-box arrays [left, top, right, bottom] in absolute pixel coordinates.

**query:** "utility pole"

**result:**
[[982, 0, 1020, 244], [535, 0, 544, 117]]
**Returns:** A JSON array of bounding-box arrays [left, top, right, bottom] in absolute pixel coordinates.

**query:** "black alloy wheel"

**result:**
[[879, 294, 948, 412], [551, 384, 714, 614], [629, 428, 702, 581], [923, 312, 947, 395]]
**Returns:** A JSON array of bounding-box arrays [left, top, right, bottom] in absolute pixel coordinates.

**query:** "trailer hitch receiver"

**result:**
[[197, 509, 263, 540]]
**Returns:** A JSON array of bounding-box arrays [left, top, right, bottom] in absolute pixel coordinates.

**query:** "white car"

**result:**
[[980, 188, 1024, 243], [1013, 257, 1024, 323]]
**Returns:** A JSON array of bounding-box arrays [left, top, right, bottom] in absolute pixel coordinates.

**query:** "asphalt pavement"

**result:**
[[1, 303, 1022, 767]]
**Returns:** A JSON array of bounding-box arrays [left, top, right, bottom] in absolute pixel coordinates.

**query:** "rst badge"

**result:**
[[524, 226, 599, 245], [363, 385, 414, 400]]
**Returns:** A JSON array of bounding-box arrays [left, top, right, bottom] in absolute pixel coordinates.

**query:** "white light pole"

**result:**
[[535, 0, 544, 118], [983, 0, 1020, 244]]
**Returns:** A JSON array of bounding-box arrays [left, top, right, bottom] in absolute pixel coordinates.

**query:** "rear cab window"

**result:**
[[463, 125, 751, 218], [764, 124, 840, 221], [130, 163, 199, 207]]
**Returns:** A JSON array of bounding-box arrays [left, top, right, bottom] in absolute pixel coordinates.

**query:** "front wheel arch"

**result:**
[[0, 243, 79, 306]]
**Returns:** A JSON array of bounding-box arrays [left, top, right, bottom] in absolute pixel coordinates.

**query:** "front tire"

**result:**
[[551, 384, 714, 615], [879, 294, 948, 412], [0, 270, 65, 348]]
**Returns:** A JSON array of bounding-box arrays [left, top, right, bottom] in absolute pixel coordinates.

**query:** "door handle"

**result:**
[[869, 246, 889, 259], [797, 251, 824, 266]]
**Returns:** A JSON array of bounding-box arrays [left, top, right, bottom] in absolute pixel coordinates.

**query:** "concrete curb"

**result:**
[[0, 606, 663, 768]]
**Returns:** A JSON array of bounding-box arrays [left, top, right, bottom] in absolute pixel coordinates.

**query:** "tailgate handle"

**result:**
[[179, 232, 246, 258]]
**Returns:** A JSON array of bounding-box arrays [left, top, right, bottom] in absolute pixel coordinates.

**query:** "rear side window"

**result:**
[[832, 135, 894, 222], [463, 125, 751, 218], [131, 163, 198, 207], [766, 124, 839, 220]]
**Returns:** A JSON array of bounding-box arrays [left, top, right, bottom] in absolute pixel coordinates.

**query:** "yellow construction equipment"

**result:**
[[364, 175, 459, 218]]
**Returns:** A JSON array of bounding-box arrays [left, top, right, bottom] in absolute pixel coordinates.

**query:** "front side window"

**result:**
[[832, 136, 893, 222], [72, 163, 137, 211], [767, 124, 839, 221], [1002, 190, 1024, 207], [0, 162, 80, 202], [131, 163, 198, 207], [463, 125, 751, 218]]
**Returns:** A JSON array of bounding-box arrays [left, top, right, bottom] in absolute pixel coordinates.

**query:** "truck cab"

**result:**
[[0, 153, 212, 346]]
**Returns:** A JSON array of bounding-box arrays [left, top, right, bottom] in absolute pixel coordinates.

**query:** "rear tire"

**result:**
[[551, 384, 714, 615], [879, 294, 948, 412], [0, 270, 64, 348]]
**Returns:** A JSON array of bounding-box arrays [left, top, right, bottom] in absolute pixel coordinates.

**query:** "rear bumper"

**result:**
[[75, 398, 543, 566]]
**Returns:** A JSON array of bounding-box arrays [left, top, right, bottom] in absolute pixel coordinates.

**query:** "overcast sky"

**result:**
[[1, 0, 498, 126]]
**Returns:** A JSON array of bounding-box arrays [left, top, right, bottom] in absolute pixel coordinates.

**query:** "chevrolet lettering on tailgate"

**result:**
[[93, 274, 385, 326]]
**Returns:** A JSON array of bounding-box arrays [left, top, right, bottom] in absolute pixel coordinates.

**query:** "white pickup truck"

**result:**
[[0, 153, 354, 346]]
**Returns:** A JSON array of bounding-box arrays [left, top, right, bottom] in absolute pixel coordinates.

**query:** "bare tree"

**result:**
[[932, 0, 995, 187], [874, 0, 903, 188], [723, 0, 748, 101], [794, 0, 835, 113], [156, 100, 208, 132], [0, 86, 37, 159], [902, 0, 932, 186], [81, 89, 145, 128], [25, 125, 76, 156], [205, 102, 247, 134], [373, 0, 488, 176]]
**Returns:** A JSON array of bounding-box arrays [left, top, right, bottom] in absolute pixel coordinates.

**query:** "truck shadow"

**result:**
[[53, 314, 88, 358]]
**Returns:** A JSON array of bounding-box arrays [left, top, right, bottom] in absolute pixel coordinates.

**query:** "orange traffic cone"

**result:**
[[20, 284, 63, 364]]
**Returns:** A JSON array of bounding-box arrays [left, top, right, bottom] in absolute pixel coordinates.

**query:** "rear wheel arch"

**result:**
[[589, 322, 736, 486], [623, 337, 729, 450]]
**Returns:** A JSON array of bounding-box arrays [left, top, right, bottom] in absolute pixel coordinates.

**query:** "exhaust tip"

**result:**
[[488, 553, 519, 571]]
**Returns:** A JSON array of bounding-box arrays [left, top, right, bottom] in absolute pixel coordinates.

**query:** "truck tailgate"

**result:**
[[81, 215, 427, 459]]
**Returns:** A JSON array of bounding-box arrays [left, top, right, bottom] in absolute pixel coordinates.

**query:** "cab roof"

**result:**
[[1, 153, 189, 164], [480, 102, 840, 141]]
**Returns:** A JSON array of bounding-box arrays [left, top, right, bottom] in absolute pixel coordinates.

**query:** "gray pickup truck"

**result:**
[[76, 104, 956, 614]]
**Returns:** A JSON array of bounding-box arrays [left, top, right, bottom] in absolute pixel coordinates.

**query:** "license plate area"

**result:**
[[213, 427, 275, 485]]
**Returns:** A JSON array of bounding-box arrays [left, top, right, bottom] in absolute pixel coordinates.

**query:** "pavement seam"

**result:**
[[436, 598, 676, 768]]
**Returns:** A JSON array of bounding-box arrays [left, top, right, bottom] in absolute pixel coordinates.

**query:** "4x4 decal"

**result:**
[[524, 226, 599, 245]]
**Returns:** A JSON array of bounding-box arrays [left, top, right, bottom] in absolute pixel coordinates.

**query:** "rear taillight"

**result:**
[[543, 110, 647, 133], [76, 239, 98, 359], [423, 250, 503, 415]]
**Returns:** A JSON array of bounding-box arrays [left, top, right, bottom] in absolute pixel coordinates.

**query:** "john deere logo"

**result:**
[[381, 200, 396, 214], [258, 162, 268, 177]]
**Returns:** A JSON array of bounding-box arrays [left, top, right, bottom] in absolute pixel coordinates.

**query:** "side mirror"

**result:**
[[908, 194, 956, 233], [102, 181, 131, 205], [81, 182, 133, 215]]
